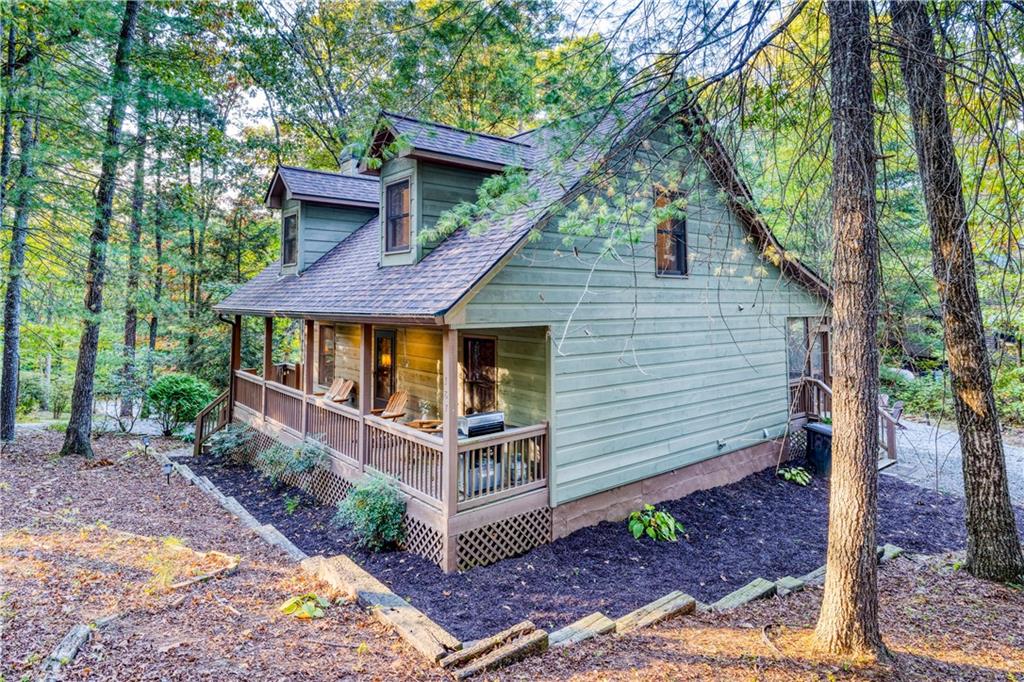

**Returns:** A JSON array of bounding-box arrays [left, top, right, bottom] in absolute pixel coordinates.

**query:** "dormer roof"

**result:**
[[265, 165, 379, 209], [360, 112, 533, 174]]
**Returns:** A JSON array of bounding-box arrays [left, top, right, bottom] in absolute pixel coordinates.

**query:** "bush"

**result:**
[[205, 423, 254, 465], [50, 377, 70, 419], [627, 504, 681, 542], [333, 474, 405, 551], [994, 365, 1024, 427], [18, 374, 46, 415], [145, 373, 217, 436]]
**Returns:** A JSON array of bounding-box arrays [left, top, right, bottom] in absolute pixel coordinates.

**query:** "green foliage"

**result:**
[[279, 593, 330, 620], [627, 504, 681, 542], [993, 365, 1024, 426], [778, 466, 812, 486], [333, 474, 405, 551], [145, 374, 217, 437], [880, 367, 951, 420], [205, 423, 254, 465], [284, 495, 301, 515]]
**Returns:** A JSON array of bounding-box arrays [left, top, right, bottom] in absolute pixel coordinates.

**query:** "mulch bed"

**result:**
[[190, 455, 1024, 642]]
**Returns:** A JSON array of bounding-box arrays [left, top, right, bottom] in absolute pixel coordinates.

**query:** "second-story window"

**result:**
[[282, 212, 298, 266], [385, 179, 410, 253], [654, 188, 686, 276]]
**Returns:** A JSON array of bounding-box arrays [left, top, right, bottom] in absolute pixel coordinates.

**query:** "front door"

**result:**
[[373, 330, 396, 409]]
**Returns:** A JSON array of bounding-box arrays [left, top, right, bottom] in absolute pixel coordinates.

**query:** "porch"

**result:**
[[197, 317, 551, 572]]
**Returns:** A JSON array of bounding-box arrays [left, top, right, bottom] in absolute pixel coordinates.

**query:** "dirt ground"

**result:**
[[0, 428, 442, 681], [3, 428, 1023, 681]]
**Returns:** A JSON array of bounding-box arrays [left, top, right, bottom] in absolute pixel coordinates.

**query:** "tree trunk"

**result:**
[[0, 27, 36, 442], [148, 141, 163, 363], [61, 0, 141, 457], [814, 0, 886, 658], [1, 24, 16, 216], [891, 1, 1024, 583], [120, 84, 148, 418]]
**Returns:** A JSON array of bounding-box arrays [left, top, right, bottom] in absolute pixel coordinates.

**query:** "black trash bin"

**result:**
[[804, 422, 833, 477]]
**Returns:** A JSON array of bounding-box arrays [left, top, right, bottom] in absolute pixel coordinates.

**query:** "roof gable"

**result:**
[[359, 112, 533, 174], [265, 165, 379, 209]]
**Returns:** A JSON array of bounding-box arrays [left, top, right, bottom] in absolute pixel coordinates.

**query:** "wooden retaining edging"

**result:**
[[301, 554, 461, 662], [615, 591, 696, 633], [550, 612, 616, 647]]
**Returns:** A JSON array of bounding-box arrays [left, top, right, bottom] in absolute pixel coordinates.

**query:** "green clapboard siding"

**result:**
[[299, 202, 376, 271], [418, 162, 491, 257], [458, 154, 829, 507]]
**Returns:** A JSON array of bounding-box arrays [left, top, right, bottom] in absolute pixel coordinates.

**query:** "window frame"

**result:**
[[317, 324, 336, 387], [384, 179, 411, 254], [281, 207, 299, 267], [462, 335, 498, 415], [653, 187, 687, 277]]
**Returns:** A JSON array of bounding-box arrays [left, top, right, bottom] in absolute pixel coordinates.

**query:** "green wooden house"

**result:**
[[203, 93, 879, 572]]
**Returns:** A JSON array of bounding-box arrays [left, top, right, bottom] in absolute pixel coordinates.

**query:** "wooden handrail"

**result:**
[[457, 422, 548, 451], [193, 389, 229, 456], [264, 380, 304, 399], [306, 394, 361, 419], [796, 376, 898, 461], [235, 369, 264, 384], [364, 414, 444, 450]]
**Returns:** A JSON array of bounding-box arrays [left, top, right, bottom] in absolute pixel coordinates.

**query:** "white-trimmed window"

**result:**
[[385, 179, 411, 253], [281, 210, 298, 266]]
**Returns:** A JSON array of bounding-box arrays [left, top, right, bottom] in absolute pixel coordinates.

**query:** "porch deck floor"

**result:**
[[189, 458, 1024, 642]]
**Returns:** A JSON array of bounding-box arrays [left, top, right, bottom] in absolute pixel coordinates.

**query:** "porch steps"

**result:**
[[614, 591, 695, 633], [549, 612, 615, 647], [711, 578, 776, 611], [301, 554, 460, 662]]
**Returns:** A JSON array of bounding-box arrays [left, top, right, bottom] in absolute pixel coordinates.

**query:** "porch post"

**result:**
[[441, 327, 459, 572], [302, 319, 315, 437], [262, 317, 273, 417], [228, 314, 241, 421], [357, 323, 373, 472]]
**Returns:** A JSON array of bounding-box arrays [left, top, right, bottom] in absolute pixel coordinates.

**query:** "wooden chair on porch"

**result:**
[[371, 389, 408, 421]]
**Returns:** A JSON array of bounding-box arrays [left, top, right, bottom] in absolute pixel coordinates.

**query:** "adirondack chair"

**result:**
[[328, 379, 354, 404], [889, 400, 905, 429], [371, 389, 408, 421], [316, 377, 344, 399]]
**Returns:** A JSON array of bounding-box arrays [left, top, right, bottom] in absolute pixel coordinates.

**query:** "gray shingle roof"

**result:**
[[272, 166, 379, 206], [218, 97, 651, 319], [216, 91, 828, 319], [382, 112, 533, 169]]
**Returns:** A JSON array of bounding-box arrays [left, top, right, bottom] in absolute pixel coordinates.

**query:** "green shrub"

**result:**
[[205, 423, 254, 465], [50, 379, 70, 419], [778, 466, 812, 486], [18, 374, 46, 415], [333, 474, 405, 551], [145, 374, 217, 436], [257, 443, 297, 485], [994, 365, 1024, 427], [627, 504, 681, 542]]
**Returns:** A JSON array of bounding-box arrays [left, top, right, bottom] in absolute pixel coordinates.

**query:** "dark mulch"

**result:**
[[189, 457, 1024, 642]]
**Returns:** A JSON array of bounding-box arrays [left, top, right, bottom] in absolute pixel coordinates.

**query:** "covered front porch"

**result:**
[[198, 316, 552, 572]]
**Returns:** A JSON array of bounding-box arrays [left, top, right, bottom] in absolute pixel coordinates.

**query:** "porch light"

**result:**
[[380, 352, 392, 367]]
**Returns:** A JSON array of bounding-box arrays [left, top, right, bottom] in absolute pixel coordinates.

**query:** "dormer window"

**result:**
[[282, 211, 298, 266], [385, 179, 411, 253]]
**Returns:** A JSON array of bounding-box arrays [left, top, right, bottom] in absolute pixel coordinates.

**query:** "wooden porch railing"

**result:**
[[457, 424, 548, 511], [364, 416, 445, 507], [222, 368, 550, 512], [265, 381, 304, 433], [306, 398, 361, 464], [193, 389, 230, 456], [793, 377, 897, 462]]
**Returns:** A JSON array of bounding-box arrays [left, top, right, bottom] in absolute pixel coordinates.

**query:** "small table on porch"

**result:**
[[406, 419, 443, 434]]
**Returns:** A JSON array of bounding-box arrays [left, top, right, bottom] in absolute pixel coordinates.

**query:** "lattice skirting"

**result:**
[[399, 515, 444, 566], [455, 506, 552, 571], [786, 428, 807, 461]]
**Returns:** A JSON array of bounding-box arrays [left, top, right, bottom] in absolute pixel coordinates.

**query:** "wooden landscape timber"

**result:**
[[549, 612, 616, 647], [300, 554, 461, 662], [614, 591, 696, 633], [440, 620, 536, 669], [452, 629, 549, 680], [711, 578, 777, 611]]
